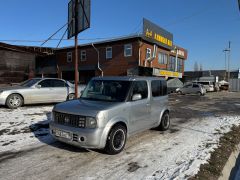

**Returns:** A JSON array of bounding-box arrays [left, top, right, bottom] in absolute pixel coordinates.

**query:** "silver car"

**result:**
[[0, 78, 78, 109], [176, 83, 206, 96], [50, 76, 170, 154]]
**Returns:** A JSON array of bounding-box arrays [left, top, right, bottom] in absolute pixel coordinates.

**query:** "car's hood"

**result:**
[[0, 86, 28, 92], [53, 99, 121, 117]]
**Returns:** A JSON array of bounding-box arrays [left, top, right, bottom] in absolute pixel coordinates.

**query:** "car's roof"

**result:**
[[91, 76, 166, 81], [31, 78, 66, 81]]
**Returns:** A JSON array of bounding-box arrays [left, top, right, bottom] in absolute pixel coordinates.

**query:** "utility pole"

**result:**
[[223, 41, 231, 81], [74, 0, 79, 98], [238, 0, 240, 12], [223, 49, 228, 80], [228, 41, 231, 81]]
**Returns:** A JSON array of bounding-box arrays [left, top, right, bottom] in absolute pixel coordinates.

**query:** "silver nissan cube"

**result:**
[[50, 76, 170, 154]]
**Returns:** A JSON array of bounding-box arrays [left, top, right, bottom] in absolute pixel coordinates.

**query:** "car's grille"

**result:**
[[54, 111, 85, 128]]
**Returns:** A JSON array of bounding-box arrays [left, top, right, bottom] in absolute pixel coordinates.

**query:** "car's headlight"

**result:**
[[0, 90, 3, 94], [51, 112, 54, 122], [85, 117, 97, 128]]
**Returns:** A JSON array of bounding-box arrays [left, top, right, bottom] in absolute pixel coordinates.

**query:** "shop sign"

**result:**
[[143, 18, 173, 50], [153, 68, 182, 78]]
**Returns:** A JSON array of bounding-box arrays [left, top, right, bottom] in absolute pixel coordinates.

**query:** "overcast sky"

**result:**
[[0, 0, 239, 71]]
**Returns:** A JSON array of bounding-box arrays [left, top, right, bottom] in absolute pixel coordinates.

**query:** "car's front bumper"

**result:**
[[49, 121, 105, 149], [0, 94, 6, 105]]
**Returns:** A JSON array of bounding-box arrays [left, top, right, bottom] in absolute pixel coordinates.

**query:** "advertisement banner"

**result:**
[[143, 18, 173, 50]]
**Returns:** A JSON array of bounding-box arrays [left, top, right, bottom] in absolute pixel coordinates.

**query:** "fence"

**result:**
[[229, 79, 240, 92]]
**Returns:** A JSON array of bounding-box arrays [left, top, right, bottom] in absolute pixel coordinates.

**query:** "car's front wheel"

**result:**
[[104, 124, 127, 155], [6, 94, 23, 109], [159, 111, 170, 131], [67, 93, 75, 100]]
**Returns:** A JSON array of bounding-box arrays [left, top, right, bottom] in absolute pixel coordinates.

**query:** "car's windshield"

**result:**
[[20, 78, 41, 87], [81, 80, 131, 102]]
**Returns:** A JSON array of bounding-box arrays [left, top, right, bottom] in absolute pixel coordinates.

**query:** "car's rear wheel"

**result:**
[[6, 94, 23, 109], [177, 91, 182, 95], [104, 124, 127, 155], [159, 111, 170, 131], [197, 92, 202, 96]]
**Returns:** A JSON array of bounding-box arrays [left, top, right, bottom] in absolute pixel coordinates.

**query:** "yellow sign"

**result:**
[[159, 70, 180, 77], [153, 69, 182, 78], [145, 29, 173, 47]]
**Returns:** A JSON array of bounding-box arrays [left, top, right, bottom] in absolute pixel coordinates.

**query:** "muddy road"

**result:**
[[0, 92, 240, 180]]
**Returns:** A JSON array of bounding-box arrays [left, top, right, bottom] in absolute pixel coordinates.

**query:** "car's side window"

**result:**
[[131, 81, 148, 100], [151, 80, 167, 97], [161, 80, 167, 95], [38, 80, 52, 88], [52, 80, 66, 87], [185, 84, 192, 88]]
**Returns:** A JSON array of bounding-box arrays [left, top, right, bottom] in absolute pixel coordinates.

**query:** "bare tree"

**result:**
[[194, 62, 199, 71], [199, 64, 203, 71]]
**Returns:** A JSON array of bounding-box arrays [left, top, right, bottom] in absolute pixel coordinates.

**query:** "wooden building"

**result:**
[[0, 42, 53, 84]]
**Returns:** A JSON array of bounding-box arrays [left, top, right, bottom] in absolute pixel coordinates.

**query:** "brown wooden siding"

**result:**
[[0, 50, 36, 84]]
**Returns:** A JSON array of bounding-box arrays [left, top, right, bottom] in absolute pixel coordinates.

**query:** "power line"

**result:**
[[0, 34, 142, 44], [165, 2, 219, 27], [130, 19, 143, 35], [40, 22, 68, 46], [56, 28, 68, 48]]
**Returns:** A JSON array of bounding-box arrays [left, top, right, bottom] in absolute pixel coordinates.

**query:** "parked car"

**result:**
[[0, 78, 81, 109], [193, 81, 214, 92], [176, 83, 206, 96], [50, 76, 170, 154]]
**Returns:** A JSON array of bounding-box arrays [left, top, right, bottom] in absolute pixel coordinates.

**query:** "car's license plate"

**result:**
[[54, 129, 72, 140]]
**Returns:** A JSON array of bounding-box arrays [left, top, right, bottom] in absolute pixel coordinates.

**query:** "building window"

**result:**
[[124, 44, 132, 57], [106, 47, 112, 59], [158, 52, 168, 65], [146, 48, 151, 59], [168, 56, 175, 71], [67, 52, 72, 63], [177, 58, 183, 72], [81, 50, 86, 61]]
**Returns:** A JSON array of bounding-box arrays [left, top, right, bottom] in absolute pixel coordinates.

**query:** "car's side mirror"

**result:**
[[36, 84, 41, 89], [132, 94, 142, 101], [80, 90, 84, 95]]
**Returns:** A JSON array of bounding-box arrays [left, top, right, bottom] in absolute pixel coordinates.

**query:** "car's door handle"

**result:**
[[146, 103, 150, 106]]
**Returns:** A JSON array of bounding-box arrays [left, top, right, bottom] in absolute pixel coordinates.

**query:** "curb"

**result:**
[[218, 143, 240, 180]]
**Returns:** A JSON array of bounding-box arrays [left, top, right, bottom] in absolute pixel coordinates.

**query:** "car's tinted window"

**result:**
[[52, 80, 66, 87], [132, 81, 148, 99], [21, 78, 41, 87], [81, 80, 131, 102], [193, 84, 199, 88], [162, 80, 167, 95], [151, 80, 167, 97], [184, 84, 192, 88], [38, 80, 52, 88]]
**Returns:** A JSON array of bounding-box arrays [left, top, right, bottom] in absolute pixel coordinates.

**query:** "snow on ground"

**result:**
[[0, 105, 240, 179], [0, 105, 54, 152]]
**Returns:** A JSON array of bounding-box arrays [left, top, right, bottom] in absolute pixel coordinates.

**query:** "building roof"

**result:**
[[92, 76, 165, 81], [55, 34, 142, 50], [0, 42, 54, 55], [56, 34, 187, 51]]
